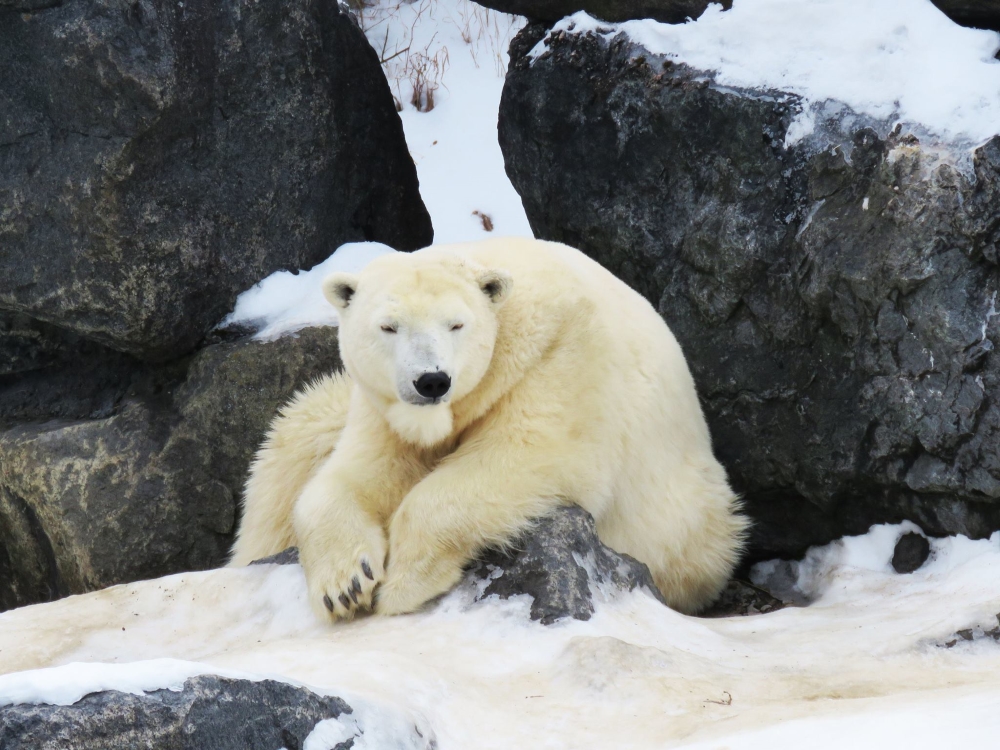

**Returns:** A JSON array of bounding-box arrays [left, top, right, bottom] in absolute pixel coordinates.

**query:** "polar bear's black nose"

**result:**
[[414, 372, 451, 399]]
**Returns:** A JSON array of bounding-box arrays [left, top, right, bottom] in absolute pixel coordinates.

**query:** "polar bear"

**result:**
[[230, 237, 748, 619]]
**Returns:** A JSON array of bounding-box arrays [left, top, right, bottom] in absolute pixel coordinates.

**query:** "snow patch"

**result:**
[[4, 524, 1000, 747], [302, 717, 357, 750], [982, 290, 998, 341], [220, 242, 397, 339], [303, 698, 435, 750], [359, 0, 533, 243], [0, 659, 258, 708], [534, 0, 1000, 150], [795, 198, 825, 239]]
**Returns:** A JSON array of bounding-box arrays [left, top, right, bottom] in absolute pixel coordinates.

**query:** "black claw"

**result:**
[[361, 559, 374, 580], [351, 575, 362, 594], [323, 594, 334, 613], [338, 593, 351, 609], [348, 587, 359, 604]]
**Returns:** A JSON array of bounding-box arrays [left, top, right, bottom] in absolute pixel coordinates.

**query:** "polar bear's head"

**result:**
[[323, 251, 512, 446]]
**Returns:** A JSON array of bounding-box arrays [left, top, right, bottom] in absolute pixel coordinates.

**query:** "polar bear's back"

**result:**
[[437, 238, 742, 611], [440, 237, 707, 435]]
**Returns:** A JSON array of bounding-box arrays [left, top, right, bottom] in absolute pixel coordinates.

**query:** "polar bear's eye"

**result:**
[[450, 323, 464, 331], [380, 325, 397, 334]]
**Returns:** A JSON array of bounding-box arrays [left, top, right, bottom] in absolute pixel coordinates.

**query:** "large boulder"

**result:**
[[0, 676, 355, 750], [470, 504, 666, 623], [499, 26, 1000, 559], [0, 0, 431, 361], [0, 313, 140, 429], [0, 327, 343, 612], [470, 0, 728, 23], [930, 1, 1000, 31]]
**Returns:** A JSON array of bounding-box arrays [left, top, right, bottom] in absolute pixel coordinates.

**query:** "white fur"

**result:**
[[231, 238, 748, 620]]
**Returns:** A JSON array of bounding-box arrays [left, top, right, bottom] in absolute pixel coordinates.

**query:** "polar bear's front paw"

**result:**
[[301, 539, 386, 622], [375, 553, 465, 616]]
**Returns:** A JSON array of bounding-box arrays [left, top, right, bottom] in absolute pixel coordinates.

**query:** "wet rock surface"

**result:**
[[891, 532, 932, 574], [0, 328, 343, 612], [700, 580, 786, 617], [250, 547, 301, 566], [470, 0, 728, 24], [0, 0, 430, 361], [500, 25, 1000, 561], [0, 676, 353, 750], [470, 505, 667, 624], [930, 0, 1000, 31], [943, 614, 1000, 648]]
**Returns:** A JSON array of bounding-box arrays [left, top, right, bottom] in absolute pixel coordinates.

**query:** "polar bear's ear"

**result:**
[[478, 269, 512, 306], [323, 273, 359, 311]]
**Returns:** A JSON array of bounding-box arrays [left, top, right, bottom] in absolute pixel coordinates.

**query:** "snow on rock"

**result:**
[[220, 242, 397, 339], [533, 0, 1000, 150], [2, 677, 321, 748], [0, 659, 252, 708], [0, 674, 418, 750], [3, 523, 1000, 747]]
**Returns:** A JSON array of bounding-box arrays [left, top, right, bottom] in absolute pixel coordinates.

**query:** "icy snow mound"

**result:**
[[533, 0, 1000, 148], [3, 523, 1000, 747]]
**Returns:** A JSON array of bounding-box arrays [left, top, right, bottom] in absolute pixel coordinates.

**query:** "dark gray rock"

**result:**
[[0, 675, 352, 750], [500, 26, 1000, 560], [0, 327, 343, 612], [250, 547, 300, 566], [699, 580, 786, 617], [943, 614, 1000, 647], [746, 558, 812, 606], [470, 505, 666, 624], [0, 0, 431, 362], [470, 0, 728, 24], [892, 532, 931, 574], [0, 313, 141, 428], [930, 1, 1000, 31], [0, 313, 92, 379]]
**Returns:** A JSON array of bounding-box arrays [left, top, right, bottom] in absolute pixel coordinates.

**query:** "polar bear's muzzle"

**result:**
[[413, 371, 451, 403], [395, 329, 455, 406]]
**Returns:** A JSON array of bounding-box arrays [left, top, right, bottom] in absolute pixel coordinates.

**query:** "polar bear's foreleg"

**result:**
[[293, 416, 427, 621], [375, 440, 564, 616], [293, 455, 391, 620]]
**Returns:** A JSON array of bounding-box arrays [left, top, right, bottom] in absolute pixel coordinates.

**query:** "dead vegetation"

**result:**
[[353, 0, 522, 112], [472, 210, 494, 231]]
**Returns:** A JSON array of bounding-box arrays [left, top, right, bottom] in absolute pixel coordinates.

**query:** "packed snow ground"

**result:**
[[534, 0, 1000, 149], [358, 0, 532, 243], [2, 524, 1000, 748]]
